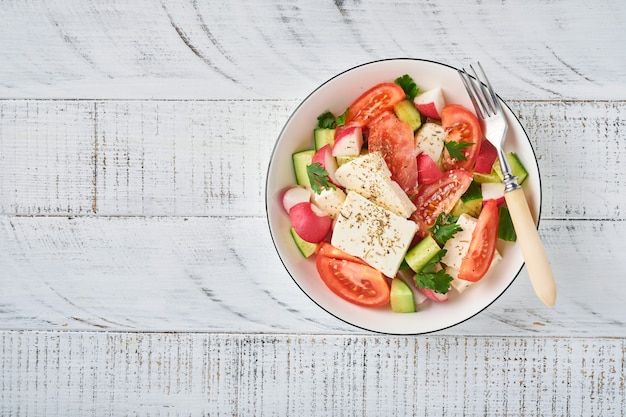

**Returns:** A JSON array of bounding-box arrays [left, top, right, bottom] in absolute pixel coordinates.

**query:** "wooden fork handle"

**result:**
[[504, 188, 557, 307]]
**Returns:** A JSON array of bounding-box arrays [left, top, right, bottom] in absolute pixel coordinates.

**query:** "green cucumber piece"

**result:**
[[404, 235, 441, 273], [336, 155, 358, 167], [451, 181, 483, 217], [494, 152, 529, 185], [473, 169, 501, 184], [390, 278, 416, 313], [290, 227, 318, 258], [393, 100, 422, 131], [498, 206, 517, 242], [292, 149, 315, 187], [314, 128, 335, 150]]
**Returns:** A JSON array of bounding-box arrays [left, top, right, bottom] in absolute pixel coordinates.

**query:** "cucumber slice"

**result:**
[[494, 152, 529, 185], [473, 169, 501, 184], [314, 128, 335, 150], [405, 235, 441, 273], [336, 155, 358, 167], [290, 227, 318, 258], [498, 206, 517, 242], [451, 181, 483, 217], [390, 278, 416, 313], [292, 149, 315, 187], [393, 100, 422, 131]]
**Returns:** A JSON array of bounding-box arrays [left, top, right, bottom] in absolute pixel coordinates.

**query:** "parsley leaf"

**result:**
[[414, 249, 454, 294], [444, 140, 474, 161], [317, 111, 336, 129], [306, 162, 337, 194], [335, 108, 349, 127], [428, 213, 462, 247], [394, 74, 419, 100], [317, 109, 350, 129]]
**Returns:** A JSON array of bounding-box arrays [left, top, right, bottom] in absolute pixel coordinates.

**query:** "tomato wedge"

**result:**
[[345, 82, 405, 128], [368, 112, 419, 193], [316, 241, 364, 264], [441, 104, 483, 171], [410, 169, 473, 237], [458, 199, 500, 282], [316, 254, 390, 307]]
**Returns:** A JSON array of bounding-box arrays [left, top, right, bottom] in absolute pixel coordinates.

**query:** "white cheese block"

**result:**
[[331, 191, 418, 277], [445, 265, 473, 294], [334, 152, 416, 218], [311, 187, 346, 219], [442, 214, 504, 292], [415, 122, 446, 165], [441, 214, 477, 269], [446, 249, 503, 294]]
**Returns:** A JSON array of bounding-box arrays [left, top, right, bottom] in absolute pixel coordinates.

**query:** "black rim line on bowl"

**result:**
[[264, 57, 543, 335]]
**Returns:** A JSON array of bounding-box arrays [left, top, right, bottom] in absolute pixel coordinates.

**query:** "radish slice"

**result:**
[[417, 287, 449, 302], [481, 182, 505, 206], [282, 186, 312, 214], [289, 202, 332, 243], [417, 152, 444, 185], [332, 125, 363, 157], [312, 144, 340, 186], [413, 87, 446, 120], [474, 138, 498, 174]]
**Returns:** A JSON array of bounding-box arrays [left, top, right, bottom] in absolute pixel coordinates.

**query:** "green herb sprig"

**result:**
[[306, 162, 337, 194], [444, 140, 474, 161]]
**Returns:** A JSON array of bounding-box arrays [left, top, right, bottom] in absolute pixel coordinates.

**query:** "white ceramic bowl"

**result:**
[[266, 58, 541, 334]]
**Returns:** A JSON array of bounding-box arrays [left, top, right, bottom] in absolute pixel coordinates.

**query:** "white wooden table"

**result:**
[[1, 1, 625, 415]]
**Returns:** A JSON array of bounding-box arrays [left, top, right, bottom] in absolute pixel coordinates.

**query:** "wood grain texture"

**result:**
[[1, 332, 624, 416], [1, 0, 625, 413], [1, 99, 624, 219], [0, 0, 625, 100], [1, 216, 624, 336]]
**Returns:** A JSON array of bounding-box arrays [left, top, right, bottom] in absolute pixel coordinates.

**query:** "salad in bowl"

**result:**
[[266, 59, 541, 334]]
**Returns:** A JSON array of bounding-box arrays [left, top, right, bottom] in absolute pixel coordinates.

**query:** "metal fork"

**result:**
[[459, 63, 557, 307]]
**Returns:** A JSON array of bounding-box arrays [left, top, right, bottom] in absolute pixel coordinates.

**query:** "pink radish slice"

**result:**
[[413, 87, 446, 120], [481, 182, 505, 206], [289, 202, 332, 243], [474, 138, 498, 174], [282, 186, 312, 213], [417, 287, 449, 302], [312, 144, 340, 186], [332, 125, 363, 157]]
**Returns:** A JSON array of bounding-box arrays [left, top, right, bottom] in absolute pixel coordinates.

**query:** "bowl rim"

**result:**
[[265, 57, 543, 334]]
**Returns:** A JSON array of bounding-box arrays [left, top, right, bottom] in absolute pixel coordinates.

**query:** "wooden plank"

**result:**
[[0, 100, 96, 215], [1, 99, 624, 218], [0, 331, 624, 416], [0, 1, 625, 100], [94, 100, 294, 216], [0, 216, 624, 336]]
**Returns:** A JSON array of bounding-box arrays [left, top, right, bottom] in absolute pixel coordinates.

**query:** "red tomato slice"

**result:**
[[410, 169, 473, 236], [441, 104, 483, 171], [417, 152, 444, 185], [458, 199, 500, 282], [316, 255, 390, 307], [316, 241, 364, 264], [368, 112, 419, 194], [345, 82, 406, 128]]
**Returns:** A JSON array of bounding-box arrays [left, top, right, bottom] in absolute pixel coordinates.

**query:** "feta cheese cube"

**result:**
[[334, 152, 416, 218], [311, 187, 346, 219], [331, 191, 418, 277], [441, 214, 477, 269], [441, 214, 504, 292], [415, 122, 446, 165]]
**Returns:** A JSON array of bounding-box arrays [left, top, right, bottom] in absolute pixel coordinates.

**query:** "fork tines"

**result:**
[[458, 62, 501, 119]]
